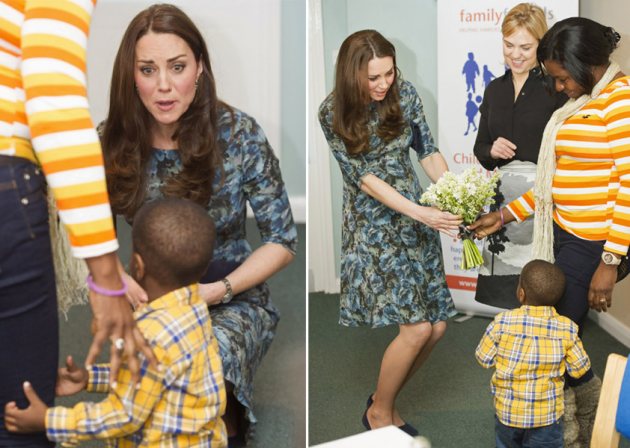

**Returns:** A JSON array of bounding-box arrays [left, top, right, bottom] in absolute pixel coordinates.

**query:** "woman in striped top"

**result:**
[[0, 2, 154, 445], [470, 17, 629, 446]]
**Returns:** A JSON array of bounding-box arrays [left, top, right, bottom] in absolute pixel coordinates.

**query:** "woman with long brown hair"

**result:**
[[318, 29, 460, 434], [101, 4, 297, 445]]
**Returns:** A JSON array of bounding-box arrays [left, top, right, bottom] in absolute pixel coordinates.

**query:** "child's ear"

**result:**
[[517, 286, 526, 305], [130, 252, 146, 282]]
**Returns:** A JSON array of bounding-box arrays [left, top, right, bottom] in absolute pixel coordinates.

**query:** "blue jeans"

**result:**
[[0, 156, 57, 447], [495, 416, 563, 448]]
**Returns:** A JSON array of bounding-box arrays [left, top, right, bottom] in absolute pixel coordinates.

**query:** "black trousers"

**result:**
[[553, 223, 600, 387]]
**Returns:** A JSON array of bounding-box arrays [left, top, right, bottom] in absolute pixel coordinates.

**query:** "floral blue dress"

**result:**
[[144, 106, 298, 437], [318, 79, 456, 328]]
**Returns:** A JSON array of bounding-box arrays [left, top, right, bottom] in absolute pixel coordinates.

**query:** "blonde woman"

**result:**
[[473, 3, 566, 309]]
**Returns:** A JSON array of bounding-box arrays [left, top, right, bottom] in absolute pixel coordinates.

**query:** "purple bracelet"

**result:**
[[86, 275, 128, 297], [499, 208, 505, 228]]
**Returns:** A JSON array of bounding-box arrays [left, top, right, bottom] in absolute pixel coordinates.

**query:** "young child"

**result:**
[[475, 259, 591, 448], [4, 198, 227, 447]]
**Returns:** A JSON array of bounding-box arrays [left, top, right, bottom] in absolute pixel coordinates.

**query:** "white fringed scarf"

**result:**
[[48, 191, 89, 317], [532, 60, 621, 262]]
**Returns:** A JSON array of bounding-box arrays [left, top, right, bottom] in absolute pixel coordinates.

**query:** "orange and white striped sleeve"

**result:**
[[505, 188, 535, 222], [603, 86, 630, 255], [20, 0, 118, 258]]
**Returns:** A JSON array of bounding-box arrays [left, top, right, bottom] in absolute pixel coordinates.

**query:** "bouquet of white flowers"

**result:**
[[420, 168, 501, 270]]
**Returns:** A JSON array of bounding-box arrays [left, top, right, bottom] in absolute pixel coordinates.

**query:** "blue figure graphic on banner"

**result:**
[[462, 52, 480, 93], [464, 93, 482, 136], [482, 65, 496, 90]]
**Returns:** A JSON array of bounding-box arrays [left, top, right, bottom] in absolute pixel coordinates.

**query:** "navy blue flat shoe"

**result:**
[[362, 394, 374, 430], [366, 394, 418, 435], [361, 406, 372, 430], [398, 422, 419, 436]]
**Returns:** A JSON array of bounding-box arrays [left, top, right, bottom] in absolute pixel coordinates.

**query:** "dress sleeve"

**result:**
[[318, 98, 381, 188], [21, 0, 118, 258], [404, 81, 439, 161], [240, 117, 298, 255]]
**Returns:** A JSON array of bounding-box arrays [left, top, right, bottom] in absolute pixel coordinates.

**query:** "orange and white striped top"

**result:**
[[0, 0, 117, 258], [507, 76, 630, 256]]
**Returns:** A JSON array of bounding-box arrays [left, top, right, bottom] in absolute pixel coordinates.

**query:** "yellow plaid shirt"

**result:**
[[475, 305, 590, 428], [46, 285, 227, 447]]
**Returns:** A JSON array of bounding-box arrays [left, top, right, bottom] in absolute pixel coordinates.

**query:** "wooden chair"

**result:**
[[591, 353, 628, 448]]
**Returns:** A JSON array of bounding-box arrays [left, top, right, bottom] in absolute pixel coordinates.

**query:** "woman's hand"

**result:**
[[84, 253, 157, 387], [416, 206, 462, 236], [490, 137, 516, 160], [199, 281, 226, 306], [588, 262, 617, 312], [468, 211, 502, 239]]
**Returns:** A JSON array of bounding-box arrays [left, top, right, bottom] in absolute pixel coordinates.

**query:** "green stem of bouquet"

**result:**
[[461, 238, 484, 270]]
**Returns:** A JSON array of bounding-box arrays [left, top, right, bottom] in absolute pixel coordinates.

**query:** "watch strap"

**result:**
[[220, 277, 233, 303], [602, 251, 622, 266]]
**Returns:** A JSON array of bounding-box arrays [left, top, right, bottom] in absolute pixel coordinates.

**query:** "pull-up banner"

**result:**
[[436, 1, 578, 315]]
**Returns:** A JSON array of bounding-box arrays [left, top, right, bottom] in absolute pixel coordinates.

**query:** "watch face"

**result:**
[[603, 252, 620, 265]]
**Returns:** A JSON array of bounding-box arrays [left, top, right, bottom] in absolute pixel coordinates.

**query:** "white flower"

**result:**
[[420, 168, 500, 225]]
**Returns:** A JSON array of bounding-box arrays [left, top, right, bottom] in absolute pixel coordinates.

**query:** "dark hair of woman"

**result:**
[[332, 29, 405, 155], [102, 3, 227, 219], [537, 17, 620, 94]]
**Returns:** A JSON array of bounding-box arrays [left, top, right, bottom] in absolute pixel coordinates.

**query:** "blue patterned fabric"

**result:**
[[144, 105, 298, 437], [319, 79, 456, 328]]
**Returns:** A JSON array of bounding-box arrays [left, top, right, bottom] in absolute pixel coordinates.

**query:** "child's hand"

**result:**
[[56, 355, 88, 397], [123, 272, 148, 310], [4, 382, 47, 433]]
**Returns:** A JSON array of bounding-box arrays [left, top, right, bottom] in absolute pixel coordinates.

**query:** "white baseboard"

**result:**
[[588, 310, 630, 348], [246, 195, 306, 223]]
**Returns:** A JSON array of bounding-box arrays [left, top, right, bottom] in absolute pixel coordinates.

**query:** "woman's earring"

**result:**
[[195, 78, 199, 90]]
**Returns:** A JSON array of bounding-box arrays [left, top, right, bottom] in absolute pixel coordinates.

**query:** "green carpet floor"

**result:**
[[309, 292, 630, 447], [56, 219, 305, 447]]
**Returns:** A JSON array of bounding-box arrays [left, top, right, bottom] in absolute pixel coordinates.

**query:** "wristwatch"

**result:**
[[220, 277, 233, 303], [601, 251, 622, 266]]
